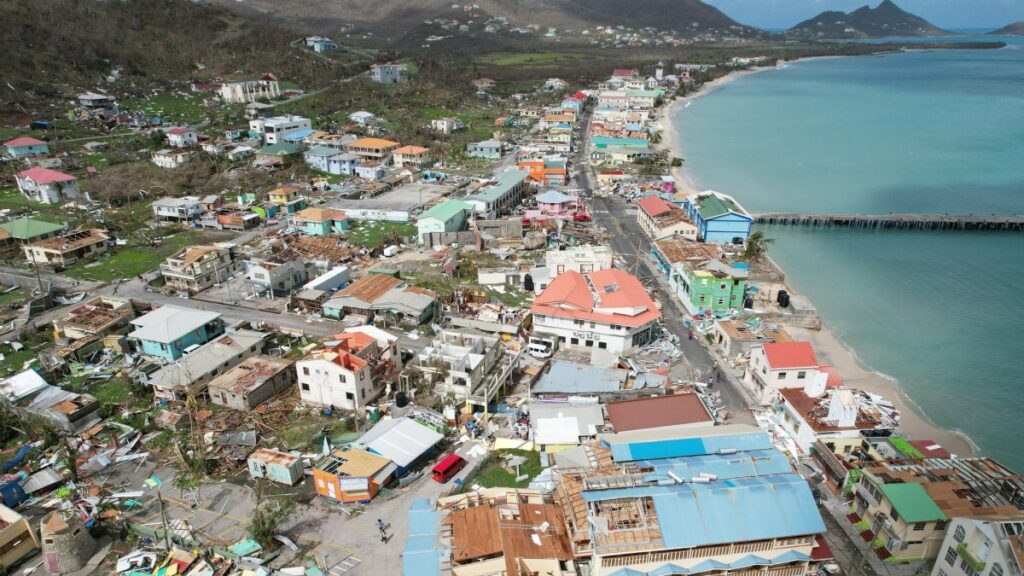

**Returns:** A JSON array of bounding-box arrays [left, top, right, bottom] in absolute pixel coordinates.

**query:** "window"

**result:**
[[338, 374, 346, 383], [913, 522, 926, 531], [599, 342, 608, 349], [936, 520, 948, 531], [717, 297, 725, 306], [889, 507, 900, 522], [797, 371, 807, 379], [945, 547, 958, 566], [301, 383, 310, 392], [570, 338, 579, 345], [345, 392, 354, 400], [777, 372, 787, 380], [961, 559, 980, 576], [302, 367, 310, 376], [991, 563, 1004, 576], [585, 340, 593, 347], [954, 525, 966, 543]]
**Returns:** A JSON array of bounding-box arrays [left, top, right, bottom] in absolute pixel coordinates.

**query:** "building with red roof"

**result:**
[[165, 126, 198, 148], [745, 341, 826, 403], [3, 136, 49, 159], [636, 195, 696, 241], [15, 167, 82, 205], [296, 325, 403, 411], [531, 268, 661, 353]]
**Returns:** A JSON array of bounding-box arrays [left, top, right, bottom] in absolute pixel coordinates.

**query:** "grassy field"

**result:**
[[463, 449, 541, 490], [346, 221, 416, 248], [0, 288, 26, 305], [474, 51, 598, 67], [65, 230, 198, 281], [123, 92, 215, 126], [0, 189, 68, 221]]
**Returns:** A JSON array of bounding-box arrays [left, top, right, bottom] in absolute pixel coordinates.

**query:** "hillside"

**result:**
[[208, 0, 742, 40], [988, 22, 1024, 35], [0, 0, 359, 110], [788, 0, 948, 39]]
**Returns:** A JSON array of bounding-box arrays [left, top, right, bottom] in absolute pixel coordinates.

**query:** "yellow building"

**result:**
[[0, 504, 41, 569]]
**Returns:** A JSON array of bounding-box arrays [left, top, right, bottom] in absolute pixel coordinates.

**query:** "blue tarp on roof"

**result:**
[[403, 499, 442, 576], [583, 474, 824, 550], [283, 129, 315, 142], [633, 449, 793, 484], [603, 428, 772, 462]]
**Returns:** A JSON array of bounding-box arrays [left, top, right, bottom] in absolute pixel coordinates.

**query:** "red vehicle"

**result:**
[[432, 453, 466, 483]]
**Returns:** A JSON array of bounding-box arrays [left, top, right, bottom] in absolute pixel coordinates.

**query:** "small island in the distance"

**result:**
[[988, 21, 1024, 36]]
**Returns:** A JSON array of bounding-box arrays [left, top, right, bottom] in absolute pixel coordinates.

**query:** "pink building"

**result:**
[[524, 190, 589, 223]]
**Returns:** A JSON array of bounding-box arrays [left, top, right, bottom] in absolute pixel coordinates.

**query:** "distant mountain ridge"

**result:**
[[788, 0, 948, 39], [988, 21, 1024, 36], [207, 0, 744, 38]]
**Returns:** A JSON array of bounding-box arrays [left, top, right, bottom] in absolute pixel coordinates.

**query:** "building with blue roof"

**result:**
[[554, 424, 832, 576], [403, 499, 443, 576]]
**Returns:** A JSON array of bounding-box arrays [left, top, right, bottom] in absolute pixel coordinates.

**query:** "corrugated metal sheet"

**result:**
[[533, 362, 627, 395], [403, 499, 443, 576], [632, 449, 793, 484], [362, 418, 442, 468], [585, 474, 824, 549], [605, 550, 812, 576], [601, 425, 772, 462]]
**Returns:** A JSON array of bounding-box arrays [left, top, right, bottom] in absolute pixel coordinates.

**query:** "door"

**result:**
[[327, 481, 337, 500]]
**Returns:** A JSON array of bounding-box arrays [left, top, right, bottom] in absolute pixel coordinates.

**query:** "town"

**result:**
[[0, 41, 1021, 576]]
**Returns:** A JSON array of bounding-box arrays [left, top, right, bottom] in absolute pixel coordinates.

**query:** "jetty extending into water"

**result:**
[[753, 212, 1024, 231]]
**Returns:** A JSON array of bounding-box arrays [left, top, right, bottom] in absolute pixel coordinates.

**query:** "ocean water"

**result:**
[[674, 37, 1024, 469]]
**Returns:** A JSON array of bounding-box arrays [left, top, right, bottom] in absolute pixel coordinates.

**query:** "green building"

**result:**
[[416, 200, 471, 242], [669, 259, 748, 314]]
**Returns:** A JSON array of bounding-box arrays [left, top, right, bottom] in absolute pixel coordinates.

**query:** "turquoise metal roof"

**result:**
[[471, 169, 530, 203], [602, 428, 773, 462], [403, 499, 442, 576], [583, 474, 825, 550], [633, 449, 793, 484]]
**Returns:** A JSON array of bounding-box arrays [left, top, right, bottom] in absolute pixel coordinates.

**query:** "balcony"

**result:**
[[957, 543, 987, 573]]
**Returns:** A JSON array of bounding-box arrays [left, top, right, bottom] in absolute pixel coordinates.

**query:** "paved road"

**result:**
[[575, 106, 756, 422]]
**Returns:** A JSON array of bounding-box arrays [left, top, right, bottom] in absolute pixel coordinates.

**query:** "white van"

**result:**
[[527, 333, 559, 359]]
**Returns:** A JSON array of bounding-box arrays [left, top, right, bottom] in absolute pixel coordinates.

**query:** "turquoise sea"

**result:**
[[674, 37, 1024, 469]]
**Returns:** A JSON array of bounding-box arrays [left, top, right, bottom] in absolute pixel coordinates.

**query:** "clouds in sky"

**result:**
[[702, 0, 1024, 30]]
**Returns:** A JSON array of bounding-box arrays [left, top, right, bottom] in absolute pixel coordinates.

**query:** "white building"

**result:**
[[745, 341, 826, 404], [152, 196, 203, 221], [530, 268, 661, 354], [165, 127, 198, 148], [15, 167, 81, 205], [304, 36, 337, 53], [545, 245, 613, 275], [430, 118, 465, 135], [152, 149, 193, 169], [249, 115, 312, 145], [930, 518, 1024, 576], [219, 75, 281, 104], [297, 326, 403, 411], [370, 63, 408, 84], [348, 111, 376, 126]]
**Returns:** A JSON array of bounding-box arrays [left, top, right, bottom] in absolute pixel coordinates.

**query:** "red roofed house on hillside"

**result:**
[[531, 268, 661, 354], [165, 126, 198, 148], [3, 136, 49, 159], [15, 167, 83, 205], [745, 341, 827, 404]]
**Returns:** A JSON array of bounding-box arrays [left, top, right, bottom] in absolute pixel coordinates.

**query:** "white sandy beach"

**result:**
[[654, 63, 977, 457]]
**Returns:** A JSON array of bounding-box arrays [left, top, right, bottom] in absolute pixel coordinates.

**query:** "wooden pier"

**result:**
[[753, 212, 1024, 231]]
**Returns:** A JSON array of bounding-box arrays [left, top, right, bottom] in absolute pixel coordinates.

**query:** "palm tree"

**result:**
[[744, 231, 775, 261]]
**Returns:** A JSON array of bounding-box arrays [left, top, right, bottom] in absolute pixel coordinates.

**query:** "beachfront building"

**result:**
[[812, 436, 952, 497], [773, 383, 898, 454], [928, 517, 1024, 576], [15, 167, 82, 205], [685, 191, 754, 244], [554, 424, 832, 576], [745, 341, 826, 404], [851, 457, 1024, 563], [417, 200, 471, 242], [636, 195, 697, 241], [463, 169, 531, 219], [668, 258, 748, 314], [531, 268, 661, 354]]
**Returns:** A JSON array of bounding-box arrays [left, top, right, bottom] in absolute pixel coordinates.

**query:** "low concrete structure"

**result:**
[[207, 355, 295, 411], [40, 511, 98, 575], [248, 448, 304, 485], [24, 229, 108, 269]]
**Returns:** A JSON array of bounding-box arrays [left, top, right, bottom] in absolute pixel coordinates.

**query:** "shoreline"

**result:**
[[653, 59, 978, 457]]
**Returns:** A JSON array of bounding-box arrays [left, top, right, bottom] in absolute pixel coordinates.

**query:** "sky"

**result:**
[[702, 0, 1024, 30]]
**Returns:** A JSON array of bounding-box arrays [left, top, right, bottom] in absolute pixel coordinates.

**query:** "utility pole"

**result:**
[[158, 490, 172, 550]]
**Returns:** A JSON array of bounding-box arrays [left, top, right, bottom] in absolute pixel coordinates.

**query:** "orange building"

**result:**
[[312, 448, 394, 503], [517, 158, 569, 186]]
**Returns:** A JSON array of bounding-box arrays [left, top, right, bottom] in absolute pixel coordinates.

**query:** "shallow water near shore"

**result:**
[[674, 37, 1024, 469]]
